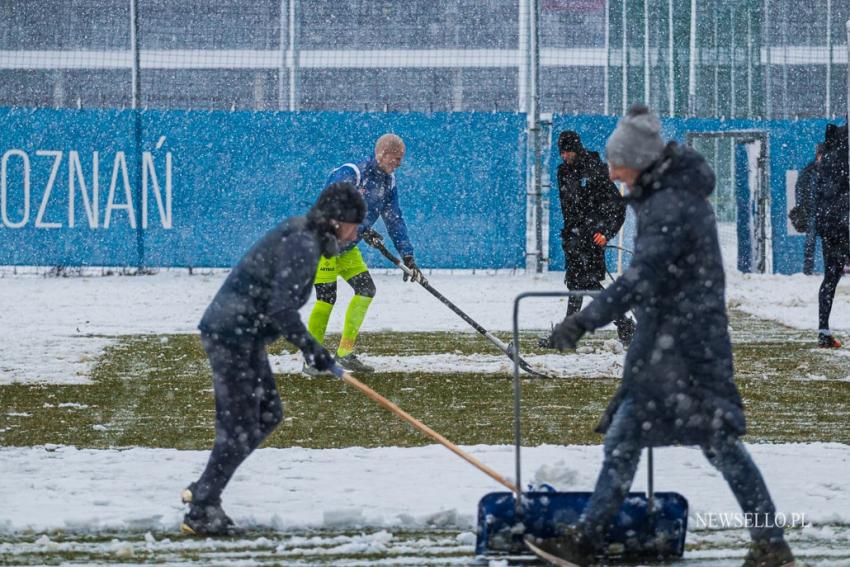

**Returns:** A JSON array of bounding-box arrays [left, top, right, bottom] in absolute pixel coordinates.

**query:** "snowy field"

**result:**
[[2, 268, 850, 565], [2, 268, 848, 385], [1, 443, 850, 565]]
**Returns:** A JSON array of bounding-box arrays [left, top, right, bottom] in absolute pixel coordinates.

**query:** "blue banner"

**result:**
[[0, 109, 526, 269], [1, 107, 838, 273]]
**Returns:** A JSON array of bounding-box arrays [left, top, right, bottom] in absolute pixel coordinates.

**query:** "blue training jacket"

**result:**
[[326, 158, 414, 257]]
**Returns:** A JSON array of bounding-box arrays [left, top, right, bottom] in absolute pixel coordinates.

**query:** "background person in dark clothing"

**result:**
[[529, 105, 794, 567], [814, 123, 849, 348], [555, 130, 634, 344], [180, 182, 366, 536], [789, 144, 823, 274]]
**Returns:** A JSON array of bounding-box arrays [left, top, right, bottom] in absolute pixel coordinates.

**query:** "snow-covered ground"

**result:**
[[1, 268, 848, 385], [1, 443, 848, 537], [727, 271, 850, 330], [2, 268, 849, 564]]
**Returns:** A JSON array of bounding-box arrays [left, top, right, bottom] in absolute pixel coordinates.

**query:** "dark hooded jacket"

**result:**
[[792, 159, 819, 273], [575, 143, 745, 447], [557, 150, 626, 281], [814, 123, 849, 238], [199, 208, 338, 353]]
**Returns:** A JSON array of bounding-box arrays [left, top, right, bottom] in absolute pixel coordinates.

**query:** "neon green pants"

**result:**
[[307, 247, 373, 357]]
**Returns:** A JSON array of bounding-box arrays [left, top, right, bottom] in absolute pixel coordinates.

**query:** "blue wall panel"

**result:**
[[0, 108, 526, 269], [0, 109, 140, 266], [1, 107, 839, 273]]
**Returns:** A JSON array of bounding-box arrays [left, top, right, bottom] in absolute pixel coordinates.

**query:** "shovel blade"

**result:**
[[475, 491, 688, 560]]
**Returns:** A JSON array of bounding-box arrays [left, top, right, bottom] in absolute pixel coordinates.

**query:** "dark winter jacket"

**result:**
[[575, 142, 745, 447], [199, 216, 331, 354], [814, 124, 849, 238], [792, 160, 818, 273], [557, 150, 626, 281], [793, 160, 818, 225]]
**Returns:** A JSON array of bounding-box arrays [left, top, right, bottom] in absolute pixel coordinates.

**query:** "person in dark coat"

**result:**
[[789, 144, 823, 275], [179, 182, 366, 536], [556, 130, 635, 344], [813, 123, 849, 349], [528, 105, 794, 567]]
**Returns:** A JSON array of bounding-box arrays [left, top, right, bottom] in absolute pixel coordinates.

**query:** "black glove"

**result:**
[[402, 255, 422, 283], [546, 315, 587, 351], [537, 322, 556, 348], [362, 228, 383, 247], [303, 342, 335, 372]]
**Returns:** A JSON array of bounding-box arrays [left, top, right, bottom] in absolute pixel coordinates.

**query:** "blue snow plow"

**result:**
[[476, 489, 688, 558], [475, 291, 688, 562]]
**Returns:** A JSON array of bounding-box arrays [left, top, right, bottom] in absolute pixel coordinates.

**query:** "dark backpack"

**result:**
[[788, 204, 808, 233]]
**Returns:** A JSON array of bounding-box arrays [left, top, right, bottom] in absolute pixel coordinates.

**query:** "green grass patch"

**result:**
[[2, 312, 849, 448]]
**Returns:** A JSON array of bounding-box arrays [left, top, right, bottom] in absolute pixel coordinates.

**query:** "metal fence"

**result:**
[[0, 0, 847, 118]]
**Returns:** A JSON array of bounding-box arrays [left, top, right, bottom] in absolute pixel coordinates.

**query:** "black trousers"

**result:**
[[564, 244, 632, 334], [192, 334, 283, 507], [819, 230, 850, 331]]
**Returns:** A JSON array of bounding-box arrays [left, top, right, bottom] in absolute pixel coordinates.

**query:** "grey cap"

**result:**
[[605, 103, 665, 170]]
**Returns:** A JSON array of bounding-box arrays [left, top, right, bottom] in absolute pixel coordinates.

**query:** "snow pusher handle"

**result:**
[[365, 237, 554, 379], [332, 365, 519, 494], [511, 291, 600, 511]]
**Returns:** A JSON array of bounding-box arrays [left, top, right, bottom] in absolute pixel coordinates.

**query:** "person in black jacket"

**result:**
[[790, 144, 823, 274], [556, 130, 635, 344], [529, 105, 794, 567], [179, 182, 366, 536], [814, 123, 849, 348]]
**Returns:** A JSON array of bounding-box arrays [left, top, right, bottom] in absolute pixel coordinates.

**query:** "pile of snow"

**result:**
[[270, 351, 623, 378], [726, 271, 850, 331]]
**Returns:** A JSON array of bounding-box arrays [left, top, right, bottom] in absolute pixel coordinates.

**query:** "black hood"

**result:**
[[631, 142, 716, 201], [307, 182, 367, 228], [306, 182, 366, 258], [305, 203, 339, 258]]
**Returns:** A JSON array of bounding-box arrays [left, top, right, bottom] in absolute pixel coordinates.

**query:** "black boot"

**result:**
[[567, 295, 584, 317], [615, 317, 635, 347], [181, 503, 237, 536], [524, 528, 597, 566], [180, 482, 238, 536], [741, 539, 795, 567], [818, 331, 842, 349]]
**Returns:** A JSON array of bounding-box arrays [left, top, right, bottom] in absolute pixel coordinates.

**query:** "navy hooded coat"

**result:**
[[575, 142, 746, 447]]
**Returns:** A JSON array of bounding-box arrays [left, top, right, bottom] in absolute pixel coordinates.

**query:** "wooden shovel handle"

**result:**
[[338, 369, 518, 494]]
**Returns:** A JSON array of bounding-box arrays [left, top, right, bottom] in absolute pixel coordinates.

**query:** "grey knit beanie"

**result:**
[[605, 103, 665, 170]]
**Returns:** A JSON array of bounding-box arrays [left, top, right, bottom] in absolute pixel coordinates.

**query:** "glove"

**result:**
[[303, 342, 335, 372], [538, 322, 556, 348], [362, 228, 383, 247], [402, 255, 422, 283], [592, 232, 607, 246], [546, 315, 587, 351]]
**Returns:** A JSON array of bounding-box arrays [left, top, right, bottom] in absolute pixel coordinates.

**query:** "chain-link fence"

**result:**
[[1, 0, 846, 118]]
